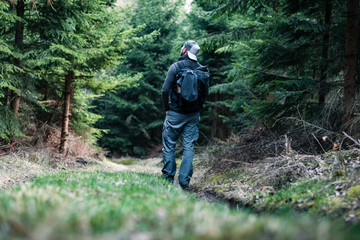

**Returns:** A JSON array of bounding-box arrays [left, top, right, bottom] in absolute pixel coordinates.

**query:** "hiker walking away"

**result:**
[[161, 40, 210, 190]]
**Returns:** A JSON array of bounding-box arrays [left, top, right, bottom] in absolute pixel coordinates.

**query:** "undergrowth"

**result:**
[[192, 129, 360, 223], [253, 179, 335, 212]]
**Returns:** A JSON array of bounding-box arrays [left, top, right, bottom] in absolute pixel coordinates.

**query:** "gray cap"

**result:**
[[184, 40, 200, 61]]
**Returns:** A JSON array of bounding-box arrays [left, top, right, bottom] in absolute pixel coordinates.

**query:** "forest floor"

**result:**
[[1, 144, 360, 239], [114, 150, 360, 224]]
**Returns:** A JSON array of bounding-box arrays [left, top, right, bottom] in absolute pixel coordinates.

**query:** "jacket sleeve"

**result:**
[[161, 64, 177, 111]]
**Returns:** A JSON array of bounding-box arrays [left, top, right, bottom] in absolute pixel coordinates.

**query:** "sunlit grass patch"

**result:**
[[253, 176, 360, 223], [112, 159, 138, 165], [253, 179, 334, 212], [0, 171, 359, 239]]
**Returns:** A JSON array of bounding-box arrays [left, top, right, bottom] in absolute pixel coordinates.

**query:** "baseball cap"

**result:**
[[184, 40, 200, 61]]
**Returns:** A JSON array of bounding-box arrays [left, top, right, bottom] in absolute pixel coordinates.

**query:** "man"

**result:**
[[161, 40, 203, 190]]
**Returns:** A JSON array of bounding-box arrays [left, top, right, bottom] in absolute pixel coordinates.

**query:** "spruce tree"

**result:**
[[93, 0, 181, 156], [186, 0, 234, 139], [0, 0, 44, 142], [25, 0, 131, 153], [342, 0, 359, 133], [198, 0, 354, 135]]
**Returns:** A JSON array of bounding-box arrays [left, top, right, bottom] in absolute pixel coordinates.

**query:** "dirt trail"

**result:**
[[2, 152, 360, 224], [0, 152, 230, 208], [0, 152, 128, 189], [114, 157, 234, 205]]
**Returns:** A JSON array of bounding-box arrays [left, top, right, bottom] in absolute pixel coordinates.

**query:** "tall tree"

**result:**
[[93, 0, 181, 156], [187, 0, 234, 139], [342, 0, 359, 132], [319, 1, 332, 105], [0, 0, 45, 142], [0, 1, 16, 104], [200, 1, 349, 132], [10, 0, 25, 115], [27, 0, 130, 153], [5, 0, 54, 114]]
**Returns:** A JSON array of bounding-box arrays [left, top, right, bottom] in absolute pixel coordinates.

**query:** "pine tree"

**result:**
[[186, 0, 235, 139], [93, 0, 181, 156], [1, 0, 55, 114], [198, 0, 355, 136], [0, 0, 45, 142], [342, 0, 359, 133], [25, 0, 132, 153], [0, 1, 17, 104]]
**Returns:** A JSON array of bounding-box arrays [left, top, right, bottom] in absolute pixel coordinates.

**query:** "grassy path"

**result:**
[[1, 169, 359, 240]]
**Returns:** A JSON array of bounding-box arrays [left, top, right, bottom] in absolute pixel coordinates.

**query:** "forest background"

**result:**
[[0, 0, 359, 158]]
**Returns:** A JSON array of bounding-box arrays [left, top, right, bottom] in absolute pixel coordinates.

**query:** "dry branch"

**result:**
[[342, 131, 360, 147]]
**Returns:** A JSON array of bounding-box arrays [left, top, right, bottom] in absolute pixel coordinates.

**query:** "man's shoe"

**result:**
[[162, 174, 174, 184], [180, 184, 190, 191]]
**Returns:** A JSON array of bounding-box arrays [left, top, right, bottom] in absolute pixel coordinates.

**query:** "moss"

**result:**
[[118, 159, 137, 165], [349, 210, 360, 218], [328, 197, 343, 209], [347, 185, 360, 198], [223, 178, 231, 184], [207, 174, 228, 184]]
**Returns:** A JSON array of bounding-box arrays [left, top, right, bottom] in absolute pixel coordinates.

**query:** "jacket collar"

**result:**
[[178, 54, 196, 62]]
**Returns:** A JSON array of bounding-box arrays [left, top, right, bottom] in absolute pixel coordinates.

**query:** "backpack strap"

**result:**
[[174, 61, 187, 74], [176, 60, 201, 71], [174, 62, 180, 74]]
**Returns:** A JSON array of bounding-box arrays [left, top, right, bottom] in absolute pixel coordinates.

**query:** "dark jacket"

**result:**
[[161, 54, 201, 113]]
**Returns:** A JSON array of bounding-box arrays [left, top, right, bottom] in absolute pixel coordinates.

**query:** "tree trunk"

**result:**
[[5, 88, 11, 106], [273, 0, 279, 13], [11, 0, 25, 115], [342, 0, 359, 131], [59, 70, 75, 154], [319, 1, 332, 105], [10, 91, 20, 114], [69, 86, 75, 114], [212, 93, 219, 139]]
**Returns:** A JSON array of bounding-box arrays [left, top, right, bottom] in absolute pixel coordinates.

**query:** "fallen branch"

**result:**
[[342, 131, 360, 147], [311, 133, 326, 153]]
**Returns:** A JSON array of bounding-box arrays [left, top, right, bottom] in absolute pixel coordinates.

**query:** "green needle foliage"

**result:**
[[0, 2, 17, 93], [0, 1, 36, 141], [190, 0, 358, 141], [0, 0, 359, 155], [93, 0, 182, 156], [1, 0, 137, 145], [187, 1, 243, 139]]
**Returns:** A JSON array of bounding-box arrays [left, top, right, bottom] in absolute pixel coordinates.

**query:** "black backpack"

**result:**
[[175, 62, 210, 113]]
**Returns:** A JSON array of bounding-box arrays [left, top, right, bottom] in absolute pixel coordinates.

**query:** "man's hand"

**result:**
[[166, 111, 168, 115]]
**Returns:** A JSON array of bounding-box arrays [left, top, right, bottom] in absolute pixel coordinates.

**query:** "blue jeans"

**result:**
[[162, 110, 200, 187]]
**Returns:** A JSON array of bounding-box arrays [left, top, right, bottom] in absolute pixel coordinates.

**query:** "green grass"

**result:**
[[0, 171, 359, 239], [253, 177, 360, 222], [115, 159, 137, 165], [253, 179, 335, 212]]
